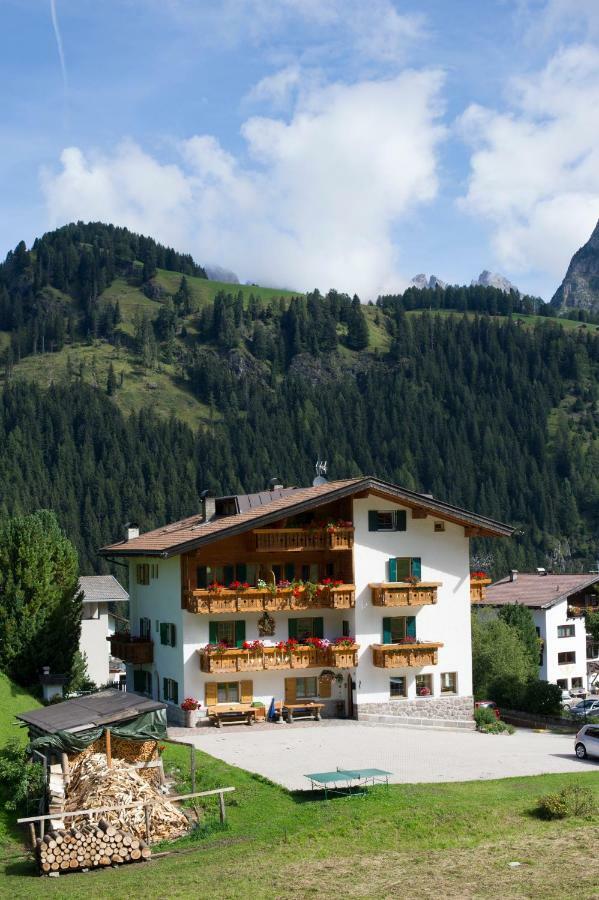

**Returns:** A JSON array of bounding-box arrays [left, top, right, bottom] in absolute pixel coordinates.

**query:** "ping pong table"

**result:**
[[304, 766, 392, 799]]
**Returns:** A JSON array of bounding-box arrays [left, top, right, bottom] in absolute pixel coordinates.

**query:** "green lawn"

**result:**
[[405, 308, 598, 332], [0, 674, 40, 858], [155, 269, 302, 309], [1, 735, 597, 898]]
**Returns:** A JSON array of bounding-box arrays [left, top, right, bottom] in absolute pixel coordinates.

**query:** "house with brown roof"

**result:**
[[78, 575, 129, 687], [476, 571, 599, 694], [100, 475, 512, 728]]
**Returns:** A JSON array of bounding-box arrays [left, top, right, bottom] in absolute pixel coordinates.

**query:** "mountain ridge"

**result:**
[[551, 219, 599, 315]]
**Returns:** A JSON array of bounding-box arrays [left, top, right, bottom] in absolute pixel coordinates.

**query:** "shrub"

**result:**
[[537, 785, 595, 820], [474, 706, 497, 728], [521, 680, 562, 716], [0, 740, 46, 812], [479, 720, 515, 735], [487, 673, 525, 709]]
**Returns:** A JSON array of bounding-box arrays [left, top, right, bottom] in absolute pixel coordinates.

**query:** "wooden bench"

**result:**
[[207, 703, 257, 727], [283, 702, 324, 723]]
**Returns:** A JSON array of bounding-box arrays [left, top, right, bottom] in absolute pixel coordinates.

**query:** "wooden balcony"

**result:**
[[370, 582, 440, 607], [253, 526, 354, 552], [198, 643, 360, 673], [470, 577, 492, 603], [107, 635, 153, 664], [186, 584, 355, 614], [371, 642, 443, 668]]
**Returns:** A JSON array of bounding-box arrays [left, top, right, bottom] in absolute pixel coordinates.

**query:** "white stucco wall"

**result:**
[[351, 496, 472, 705], [532, 600, 587, 688], [80, 602, 110, 686]]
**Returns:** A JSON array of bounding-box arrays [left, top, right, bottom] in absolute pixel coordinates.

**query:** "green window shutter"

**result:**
[[160, 623, 168, 645], [284, 563, 295, 582], [406, 616, 416, 639], [209, 621, 218, 644], [411, 557, 421, 580], [388, 558, 397, 582], [234, 620, 246, 648], [396, 558, 411, 581], [163, 677, 168, 701], [288, 619, 298, 639], [236, 563, 247, 582], [313, 617, 324, 638], [223, 565, 234, 586], [342, 620, 350, 637], [170, 624, 177, 647], [172, 680, 179, 705], [394, 510, 407, 531], [382, 617, 392, 644], [133, 670, 143, 692], [196, 566, 208, 589], [368, 511, 378, 531]]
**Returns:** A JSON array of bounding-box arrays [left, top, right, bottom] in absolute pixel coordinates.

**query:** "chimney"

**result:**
[[509, 569, 518, 582], [124, 522, 139, 541], [201, 489, 216, 521], [268, 477, 284, 490]]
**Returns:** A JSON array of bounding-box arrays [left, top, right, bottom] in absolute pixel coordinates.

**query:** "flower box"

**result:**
[[371, 642, 443, 668], [327, 644, 359, 668], [469, 576, 492, 603], [108, 634, 153, 664], [370, 583, 440, 607]]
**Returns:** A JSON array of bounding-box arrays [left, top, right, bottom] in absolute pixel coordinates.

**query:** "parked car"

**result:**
[[568, 698, 599, 718], [474, 700, 500, 719], [561, 690, 573, 708], [574, 724, 599, 759]]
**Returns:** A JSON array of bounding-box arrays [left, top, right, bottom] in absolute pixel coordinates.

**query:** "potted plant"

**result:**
[[181, 697, 200, 727], [417, 686, 431, 697]]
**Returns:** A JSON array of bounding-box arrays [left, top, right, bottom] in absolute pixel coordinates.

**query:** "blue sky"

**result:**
[[2, 0, 599, 299]]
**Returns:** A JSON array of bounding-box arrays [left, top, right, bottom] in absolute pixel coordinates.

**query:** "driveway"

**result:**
[[168, 720, 595, 790]]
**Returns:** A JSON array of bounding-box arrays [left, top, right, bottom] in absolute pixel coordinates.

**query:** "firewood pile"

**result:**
[[63, 753, 190, 843], [36, 820, 150, 874]]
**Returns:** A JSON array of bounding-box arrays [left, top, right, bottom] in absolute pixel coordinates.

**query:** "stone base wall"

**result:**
[[357, 695, 474, 728]]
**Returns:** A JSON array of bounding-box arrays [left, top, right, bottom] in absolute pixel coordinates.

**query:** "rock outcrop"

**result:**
[[551, 219, 599, 314], [409, 274, 447, 290], [472, 270, 518, 294]]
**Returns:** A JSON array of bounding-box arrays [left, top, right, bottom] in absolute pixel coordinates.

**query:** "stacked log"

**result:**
[[36, 820, 150, 874]]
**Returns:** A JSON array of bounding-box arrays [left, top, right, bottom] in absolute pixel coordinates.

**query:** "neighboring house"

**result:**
[[477, 571, 599, 692], [78, 575, 129, 687], [99, 476, 512, 728]]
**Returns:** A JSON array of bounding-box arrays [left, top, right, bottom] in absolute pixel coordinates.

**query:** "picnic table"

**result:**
[[207, 703, 257, 727], [282, 702, 324, 723]]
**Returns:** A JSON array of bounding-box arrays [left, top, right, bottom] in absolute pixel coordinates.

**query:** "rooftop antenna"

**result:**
[[313, 459, 328, 487]]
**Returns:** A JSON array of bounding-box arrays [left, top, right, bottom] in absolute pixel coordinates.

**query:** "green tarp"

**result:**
[[27, 709, 167, 755]]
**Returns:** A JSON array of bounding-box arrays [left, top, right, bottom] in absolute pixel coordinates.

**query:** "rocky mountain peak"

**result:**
[[551, 219, 599, 314], [409, 273, 447, 290], [472, 270, 518, 294]]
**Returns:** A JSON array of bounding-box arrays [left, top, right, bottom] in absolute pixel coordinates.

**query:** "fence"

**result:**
[[500, 708, 581, 732]]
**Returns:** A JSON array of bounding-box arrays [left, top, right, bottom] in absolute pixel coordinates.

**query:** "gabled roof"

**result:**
[[78, 575, 129, 603], [16, 689, 164, 734], [479, 572, 599, 610], [99, 476, 513, 559]]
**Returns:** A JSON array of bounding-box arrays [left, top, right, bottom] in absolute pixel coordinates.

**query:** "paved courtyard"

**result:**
[[168, 720, 596, 790]]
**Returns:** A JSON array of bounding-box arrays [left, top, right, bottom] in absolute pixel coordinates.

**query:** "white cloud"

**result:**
[[458, 44, 599, 284], [41, 70, 445, 297], [246, 65, 303, 110]]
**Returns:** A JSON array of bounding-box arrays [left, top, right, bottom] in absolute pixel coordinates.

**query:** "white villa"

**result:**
[[478, 571, 599, 693], [79, 575, 129, 687], [99, 476, 512, 728]]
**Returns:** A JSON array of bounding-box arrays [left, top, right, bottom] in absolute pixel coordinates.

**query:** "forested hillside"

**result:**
[[0, 224, 598, 577]]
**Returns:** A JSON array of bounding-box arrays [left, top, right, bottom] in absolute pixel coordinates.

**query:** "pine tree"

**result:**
[[346, 296, 369, 350], [106, 362, 117, 396]]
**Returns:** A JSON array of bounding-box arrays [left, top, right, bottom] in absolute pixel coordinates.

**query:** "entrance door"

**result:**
[[347, 676, 355, 719]]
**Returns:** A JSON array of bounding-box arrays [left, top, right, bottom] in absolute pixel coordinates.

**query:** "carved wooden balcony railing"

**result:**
[[185, 584, 355, 614], [470, 577, 492, 603], [198, 643, 360, 673], [107, 635, 154, 664], [370, 582, 440, 607], [253, 526, 354, 552], [371, 641, 443, 668]]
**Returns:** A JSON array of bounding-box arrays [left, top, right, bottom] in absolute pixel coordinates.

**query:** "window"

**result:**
[[388, 557, 421, 582], [390, 676, 407, 698], [160, 622, 177, 647], [150, 564, 159, 579], [440, 672, 457, 694], [558, 651, 576, 665], [342, 620, 350, 638], [415, 674, 433, 697], [140, 617, 151, 640], [209, 620, 245, 647], [557, 625, 575, 638], [289, 617, 323, 641], [163, 678, 179, 704], [82, 603, 99, 620], [382, 616, 416, 644], [197, 563, 258, 589], [571, 677, 583, 689], [136, 563, 149, 585], [368, 510, 407, 532], [556, 678, 568, 689], [586, 727, 599, 739], [433, 521, 445, 533], [217, 682, 239, 703], [295, 677, 318, 699], [133, 670, 152, 696]]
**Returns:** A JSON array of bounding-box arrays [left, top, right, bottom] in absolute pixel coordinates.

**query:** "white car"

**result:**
[[574, 724, 599, 759]]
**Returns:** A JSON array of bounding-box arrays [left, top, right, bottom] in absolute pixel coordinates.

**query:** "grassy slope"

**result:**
[[2, 738, 598, 898], [0, 674, 40, 857], [406, 308, 599, 332]]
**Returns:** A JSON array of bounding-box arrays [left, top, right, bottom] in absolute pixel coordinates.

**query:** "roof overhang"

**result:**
[[99, 477, 513, 560]]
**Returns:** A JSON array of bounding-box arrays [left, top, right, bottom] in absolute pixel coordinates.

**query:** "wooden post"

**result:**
[[105, 728, 112, 768], [218, 791, 226, 824], [144, 803, 152, 845], [60, 752, 69, 778], [190, 745, 196, 793], [28, 822, 36, 849]]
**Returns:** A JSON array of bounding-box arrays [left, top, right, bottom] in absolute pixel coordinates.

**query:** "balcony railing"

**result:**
[[186, 584, 355, 614], [198, 643, 360, 673], [107, 634, 153, 664], [470, 576, 492, 603], [370, 582, 439, 607], [371, 641, 443, 668], [253, 526, 354, 552]]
